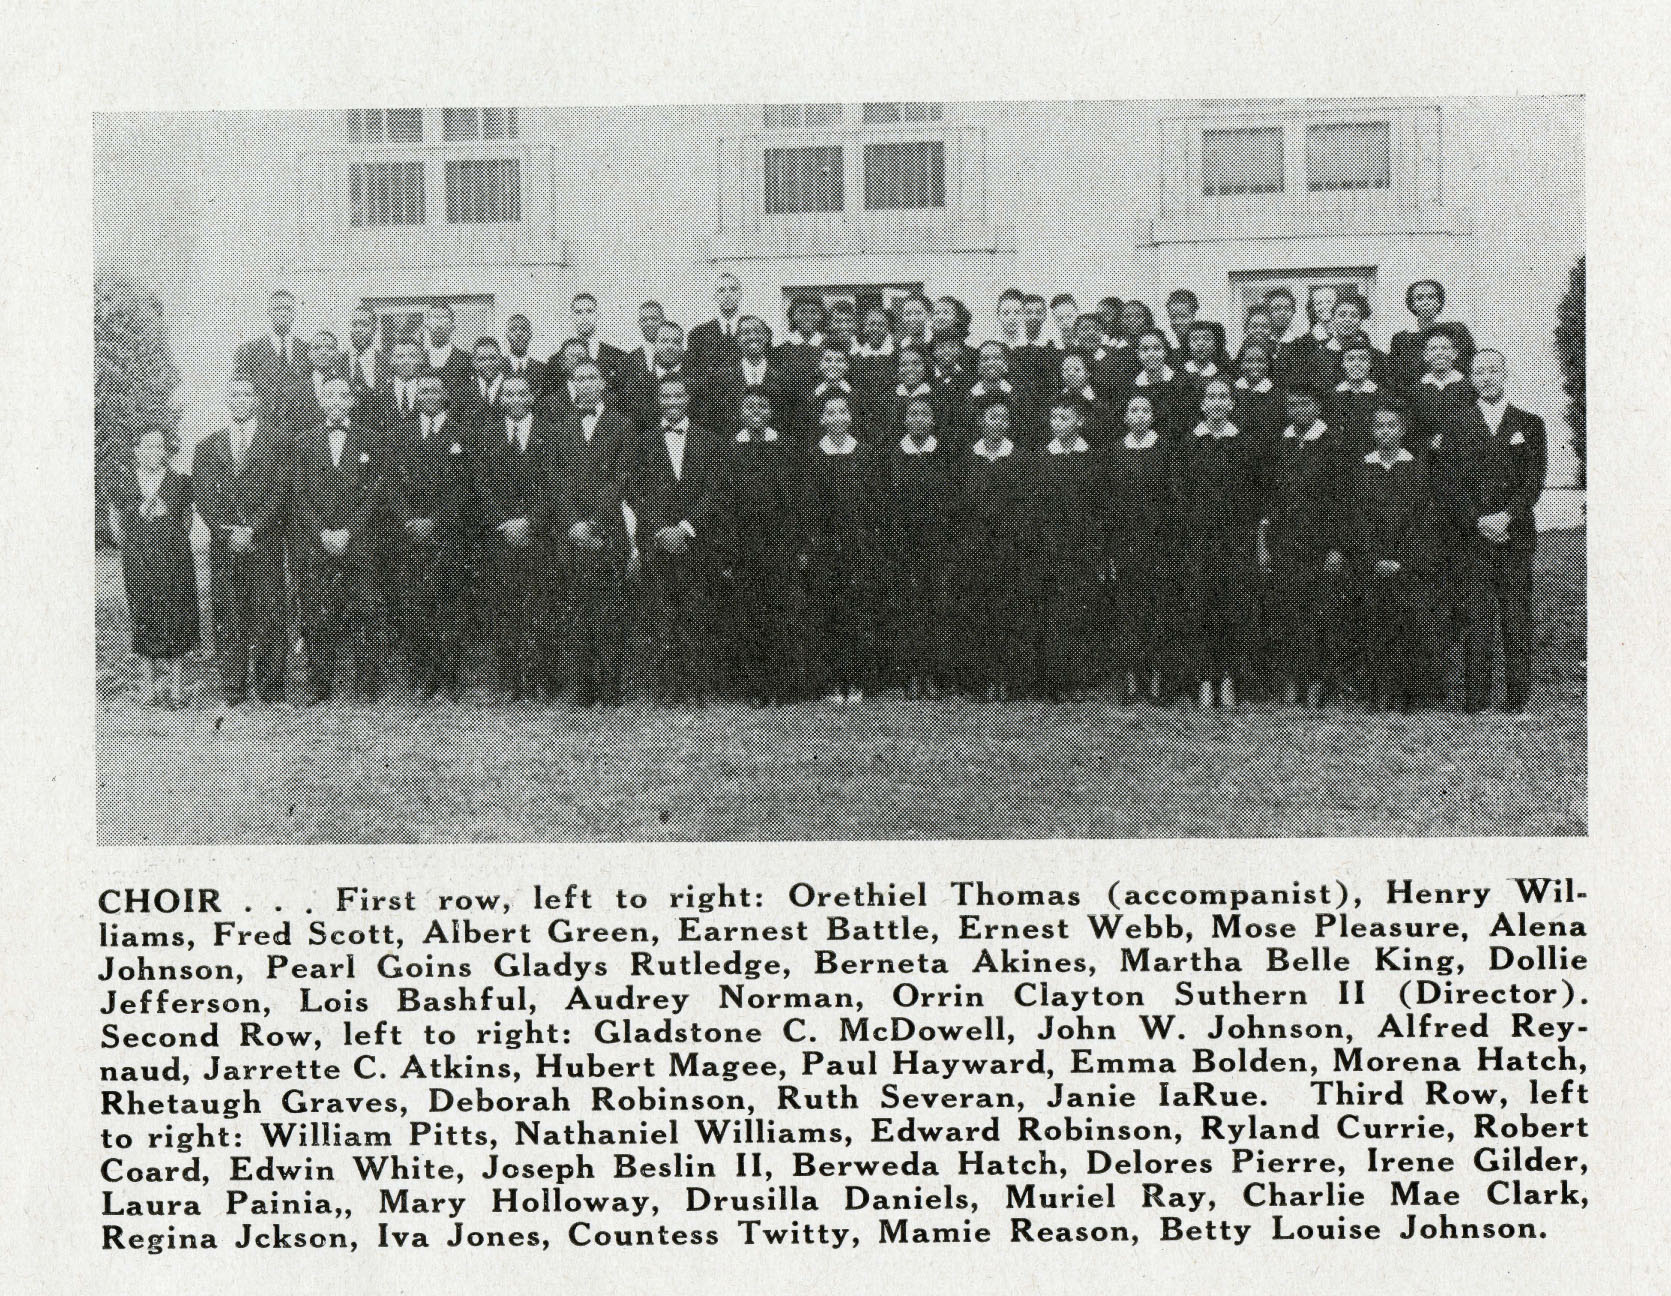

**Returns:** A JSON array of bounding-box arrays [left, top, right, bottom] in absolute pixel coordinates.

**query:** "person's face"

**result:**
[[268, 296, 295, 336], [898, 299, 929, 337], [1188, 331, 1216, 363], [1168, 300, 1196, 337], [1125, 398, 1154, 434], [1074, 319, 1101, 351], [426, 309, 453, 344], [931, 300, 959, 336], [1246, 311, 1273, 340], [1098, 301, 1122, 333], [321, 379, 354, 422], [310, 335, 338, 372], [904, 400, 935, 440], [1372, 410, 1405, 455], [978, 347, 1006, 383], [1267, 294, 1295, 335], [1331, 302, 1363, 340], [820, 351, 849, 383], [980, 404, 1011, 443], [1425, 334, 1459, 374], [391, 343, 422, 380], [715, 276, 741, 316], [933, 340, 962, 373], [1471, 352, 1506, 403], [638, 305, 664, 345], [501, 377, 533, 419], [573, 299, 598, 337], [1050, 407, 1079, 442], [1202, 385, 1234, 422], [349, 311, 376, 353], [1240, 350, 1270, 384], [506, 317, 532, 357], [1138, 336, 1167, 371], [573, 365, 605, 408], [790, 303, 822, 336], [134, 430, 167, 472], [1410, 282, 1442, 322], [562, 342, 588, 376], [820, 398, 852, 438], [473, 344, 503, 380], [862, 309, 890, 346], [739, 319, 769, 359], [1342, 349, 1373, 382], [1052, 302, 1077, 336], [1286, 394, 1319, 428], [997, 298, 1023, 336], [1120, 302, 1148, 339], [1022, 300, 1047, 339], [828, 304, 857, 340], [416, 376, 447, 416], [654, 325, 684, 369], [659, 381, 690, 423], [1309, 287, 1337, 326], [227, 383, 257, 423], [1061, 355, 1088, 389], [739, 392, 771, 431], [897, 350, 927, 388]]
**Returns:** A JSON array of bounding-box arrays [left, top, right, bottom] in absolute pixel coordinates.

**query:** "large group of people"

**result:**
[[105, 273, 1547, 714]]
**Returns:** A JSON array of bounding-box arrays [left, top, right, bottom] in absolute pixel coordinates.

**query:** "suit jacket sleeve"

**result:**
[[190, 438, 230, 533], [1507, 410, 1548, 526]]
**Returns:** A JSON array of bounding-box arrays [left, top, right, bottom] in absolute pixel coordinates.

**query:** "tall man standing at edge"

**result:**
[[687, 271, 745, 376]]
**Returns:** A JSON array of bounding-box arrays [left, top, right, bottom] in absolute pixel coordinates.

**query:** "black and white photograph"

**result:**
[[92, 96, 1586, 843]]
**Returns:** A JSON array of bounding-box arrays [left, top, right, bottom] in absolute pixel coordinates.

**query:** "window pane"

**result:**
[[349, 161, 425, 226], [863, 103, 902, 124], [803, 103, 841, 127], [386, 109, 423, 142], [1307, 121, 1391, 191], [481, 107, 518, 139], [445, 158, 522, 222], [346, 109, 370, 142], [864, 140, 946, 210], [764, 103, 841, 129], [902, 102, 942, 122], [763, 146, 844, 213], [1202, 127, 1284, 196], [442, 107, 479, 141]]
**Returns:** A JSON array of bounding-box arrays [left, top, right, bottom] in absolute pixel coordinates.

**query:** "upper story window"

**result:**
[[442, 107, 519, 141], [864, 140, 945, 209], [350, 160, 425, 226], [1306, 121, 1392, 191], [346, 108, 422, 144], [862, 102, 943, 124], [445, 158, 522, 222], [764, 103, 842, 129], [1202, 126, 1285, 196], [764, 145, 844, 213]]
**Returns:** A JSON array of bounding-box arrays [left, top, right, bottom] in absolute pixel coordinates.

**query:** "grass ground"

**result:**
[[96, 528, 1586, 843]]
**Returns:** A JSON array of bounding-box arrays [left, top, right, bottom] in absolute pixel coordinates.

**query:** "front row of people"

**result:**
[[108, 349, 1544, 713]]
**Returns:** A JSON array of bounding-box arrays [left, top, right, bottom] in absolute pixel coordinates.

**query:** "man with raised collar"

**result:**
[[628, 374, 724, 706], [552, 359, 633, 706], [456, 336, 508, 432], [474, 373, 558, 704], [421, 302, 474, 404], [686, 272, 746, 377], [1431, 350, 1547, 713], [234, 288, 311, 429], [292, 374, 387, 704], [191, 376, 294, 706], [345, 305, 382, 407], [502, 313, 546, 398], [694, 315, 787, 440], [621, 320, 689, 434], [558, 293, 626, 385], [386, 373, 473, 701]]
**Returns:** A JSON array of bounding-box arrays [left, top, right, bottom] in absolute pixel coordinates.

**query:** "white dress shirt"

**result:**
[[507, 415, 531, 452], [230, 418, 256, 465], [328, 424, 348, 467], [741, 357, 768, 386], [663, 419, 689, 479], [354, 349, 377, 388], [1478, 396, 1509, 435]]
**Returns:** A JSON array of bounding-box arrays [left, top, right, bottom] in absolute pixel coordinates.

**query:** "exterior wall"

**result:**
[[95, 97, 1583, 481]]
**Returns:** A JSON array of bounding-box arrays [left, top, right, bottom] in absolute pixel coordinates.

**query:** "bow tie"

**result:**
[[663, 424, 687, 437]]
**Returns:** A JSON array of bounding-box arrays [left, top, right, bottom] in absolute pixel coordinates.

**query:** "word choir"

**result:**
[[108, 276, 1543, 713]]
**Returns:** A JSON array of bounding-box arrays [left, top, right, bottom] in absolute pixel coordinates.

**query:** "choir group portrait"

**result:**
[[93, 99, 1586, 843]]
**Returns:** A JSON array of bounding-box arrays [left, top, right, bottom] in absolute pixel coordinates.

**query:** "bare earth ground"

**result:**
[[96, 528, 1586, 843]]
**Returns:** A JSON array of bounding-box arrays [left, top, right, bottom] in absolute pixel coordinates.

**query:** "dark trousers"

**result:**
[[208, 543, 288, 702], [485, 543, 551, 699], [1268, 554, 1348, 687], [807, 556, 876, 696], [728, 552, 798, 703], [400, 541, 468, 696], [1461, 540, 1535, 711], [301, 556, 383, 700], [644, 550, 713, 703], [1362, 571, 1438, 708], [1185, 546, 1258, 683], [892, 547, 949, 686], [562, 554, 627, 704], [957, 563, 1030, 693], [1036, 566, 1099, 697], [1110, 559, 1173, 687]]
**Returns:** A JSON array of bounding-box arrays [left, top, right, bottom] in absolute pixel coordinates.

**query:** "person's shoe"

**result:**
[[1197, 680, 1215, 709], [850, 688, 864, 703], [1219, 677, 1236, 709]]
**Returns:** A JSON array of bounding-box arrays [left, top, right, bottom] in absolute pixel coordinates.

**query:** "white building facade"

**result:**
[[95, 96, 1584, 479]]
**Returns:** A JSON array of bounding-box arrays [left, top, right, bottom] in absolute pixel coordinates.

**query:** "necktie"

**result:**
[[233, 424, 249, 467]]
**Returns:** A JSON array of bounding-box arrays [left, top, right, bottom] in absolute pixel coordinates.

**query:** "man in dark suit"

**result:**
[[295, 330, 347, 430], [503, 313, 546, 397], [422, 303, 474, 405], [553, 359, 633, 704], [695, 316, 789, 439], [560, 292, 626, 384], [386, 373, 475, 700], [1432, 350, 1548, 712], [292, 375, 386, 703], [628, 374, 725, 705], [455, 337, 508, 433], [539, 339, 591, 422], [234, 289, 312, 431], [616, 300, 668, 389], [191, 376, 293, 705], [474, 373, 558, 703], [345, 305, 383, 405], [363, 339, 424, 434], [686, 272, 745, 377], [620, 321, 689, 434]]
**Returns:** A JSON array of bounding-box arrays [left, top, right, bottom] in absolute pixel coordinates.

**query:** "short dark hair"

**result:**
[[1341, 337, 1373, 357], [976, 393, 1013, 418], [507, 313, 530, 327], [1334, 292, 1371, 319], [571, 359, 602, 378], [1049, 394, 1087, 416], [1264, 286, 1296, 307], [1049, 293, 1077, 310], [269, 289, 294, 302], [1406, 279, 1446, 312], [1372, 398, 1410, 426], [473, 336, 501, 352], [427, 302, 454, 317], [1022, 293, 1047, 307], [639, 300, 665, 315], [998, 288, 1026, 307], [572, 292, 598, 308], [1166, 289, 1199, 310]]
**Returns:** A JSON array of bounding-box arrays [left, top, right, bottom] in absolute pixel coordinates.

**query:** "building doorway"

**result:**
[[1228, 267, 1377, 337], [362, 294, 496, 352], [783, 283, 924, 326]]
